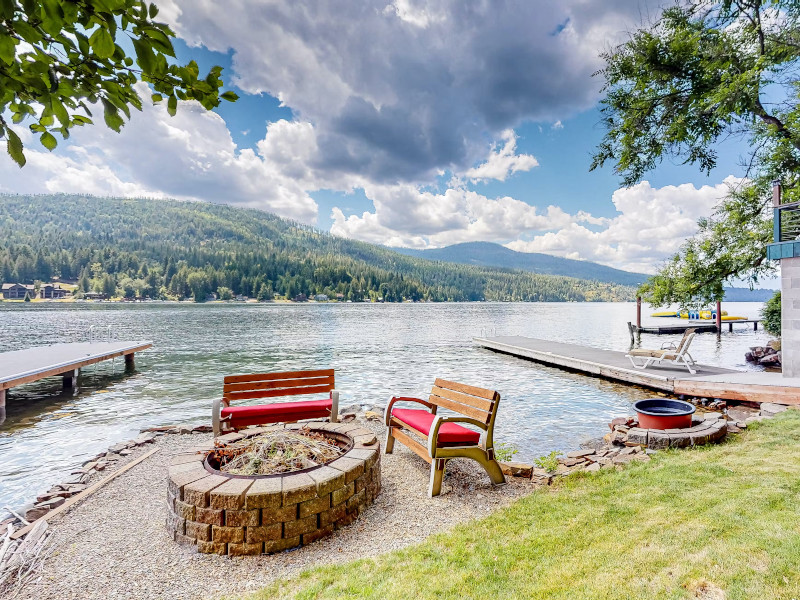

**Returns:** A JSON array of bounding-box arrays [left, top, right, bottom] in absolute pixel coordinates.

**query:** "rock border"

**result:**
[[166, 422, 381, 556]]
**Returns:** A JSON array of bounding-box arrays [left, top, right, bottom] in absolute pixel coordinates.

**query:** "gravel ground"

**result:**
[[18, 418, 536, 600]]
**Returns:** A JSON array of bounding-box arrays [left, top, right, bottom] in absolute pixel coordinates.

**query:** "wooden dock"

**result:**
[[0, 341, 153, 406], [630, 320, 761, 335], [475, 336, 800, 405]]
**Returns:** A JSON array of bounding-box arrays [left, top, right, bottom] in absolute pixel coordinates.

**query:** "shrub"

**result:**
[[761, 291, 781, 337], [494, 442, 519, 462], [534, 450, 562, 473]]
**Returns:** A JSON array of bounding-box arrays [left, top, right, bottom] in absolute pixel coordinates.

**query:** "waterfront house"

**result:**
[[1, 283, 35, 299], [39, 284, 70, 299]]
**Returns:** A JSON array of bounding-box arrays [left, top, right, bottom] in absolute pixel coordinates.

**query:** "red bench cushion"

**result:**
[[391, 408, 481, 445], [222, 399, 332, 427]]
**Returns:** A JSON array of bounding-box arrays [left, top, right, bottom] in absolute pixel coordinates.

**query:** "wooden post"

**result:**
[[716, 301, 722, 333], [0, 388, 5, 408], [636, 296, 642, 329], [125, 352, 135, 369], [62, 368, 79, 388]]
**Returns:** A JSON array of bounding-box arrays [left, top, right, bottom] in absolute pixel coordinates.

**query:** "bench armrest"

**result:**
[[427, 415, 488, 457], [330, 389, 339, 423], [384, 396, 436, 426]]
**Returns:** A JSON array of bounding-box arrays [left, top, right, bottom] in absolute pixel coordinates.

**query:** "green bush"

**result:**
[[534, 450, 563, 473], [494, 442, 519, 462], [761, 291, 781, 337]]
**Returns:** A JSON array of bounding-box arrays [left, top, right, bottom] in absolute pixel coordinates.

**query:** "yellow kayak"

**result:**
[[721, 315, 748, 321]]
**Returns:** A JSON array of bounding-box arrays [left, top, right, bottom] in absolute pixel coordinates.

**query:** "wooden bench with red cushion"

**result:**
[[384, 378, 505, 496], [213, 369, 339, 436]]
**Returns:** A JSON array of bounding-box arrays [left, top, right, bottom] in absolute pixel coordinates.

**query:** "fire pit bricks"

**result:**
[[166, 422, 381, 555]]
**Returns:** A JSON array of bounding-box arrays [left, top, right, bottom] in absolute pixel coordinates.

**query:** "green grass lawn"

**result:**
[[249, 412, 800, 600]]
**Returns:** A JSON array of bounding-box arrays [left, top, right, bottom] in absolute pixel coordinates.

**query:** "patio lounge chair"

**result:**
[[626, 328, 698, 374]]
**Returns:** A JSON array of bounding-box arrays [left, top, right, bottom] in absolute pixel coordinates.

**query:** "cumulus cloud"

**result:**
[[506, 179, 737, 272], [0, 85, 322, 223], [157, 0, 654, 182], [463, 130, 539, 182], [328, 178, 737, 273], [331, 183, 575, 247]]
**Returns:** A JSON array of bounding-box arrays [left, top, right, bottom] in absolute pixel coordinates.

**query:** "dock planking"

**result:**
[[0, 341, 152, 406], [475, 336, 800, 405]]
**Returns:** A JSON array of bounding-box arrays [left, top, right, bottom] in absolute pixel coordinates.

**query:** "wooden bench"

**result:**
[[384, 378, 505, 497], [213, 369, 339, 436]]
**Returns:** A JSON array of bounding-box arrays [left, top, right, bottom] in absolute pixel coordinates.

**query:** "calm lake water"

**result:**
[[0, 301, 769, 510]]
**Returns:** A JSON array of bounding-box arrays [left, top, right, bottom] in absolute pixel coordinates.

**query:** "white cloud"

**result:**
[[0, 85, 321, 223], [329, 178, 737, 273], [463, 130, 539, 183], [157, 0, 655, 181], [506, 179, 737, 272], [552, 120, 564, 130], [331, 183, 574, 247]]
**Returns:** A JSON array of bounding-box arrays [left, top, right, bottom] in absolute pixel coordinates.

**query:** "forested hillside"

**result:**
[[0, 195, 636, 302]]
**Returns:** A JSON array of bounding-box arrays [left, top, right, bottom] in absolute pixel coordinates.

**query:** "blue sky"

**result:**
[[0, 1, 759, 275]]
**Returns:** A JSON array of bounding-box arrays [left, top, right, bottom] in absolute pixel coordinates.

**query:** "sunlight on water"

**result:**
[[0, 301, 769, 509]]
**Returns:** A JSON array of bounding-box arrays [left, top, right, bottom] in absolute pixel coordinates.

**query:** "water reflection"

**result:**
[[0, 301, 767, 509]]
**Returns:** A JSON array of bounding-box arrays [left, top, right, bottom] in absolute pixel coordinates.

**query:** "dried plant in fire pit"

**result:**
[[207, 428, 346, 476]]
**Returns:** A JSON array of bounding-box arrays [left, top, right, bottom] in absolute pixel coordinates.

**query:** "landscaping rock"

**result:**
[[585, 462, 601, 473], [339, 413, 357, 422], [25, 506, 49, 521], [728, 406, 759, 422], [364, 411, 382, 421], [609, 417, 627, 430], [566, 449, 595, 459], [499, 462, 533, 478], [760, 403, 788, 418]]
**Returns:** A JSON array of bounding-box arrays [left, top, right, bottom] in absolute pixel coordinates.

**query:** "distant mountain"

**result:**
[[390, 242, 648, 286], [722, 287, 778, 302]]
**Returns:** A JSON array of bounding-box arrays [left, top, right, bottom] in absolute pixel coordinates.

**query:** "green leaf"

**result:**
[[101, 98, 124, 131], [6, 127, 25, 167], [220, 91, 239, 102], [151, 93, 163, 103], [149, 3, 158, 18], [167, 94, 177, 116], [132, 37, 155, 73], [0, 29, 16, 65], [51, 99, 69, 126], [40, 131, 57, 151], [89, 27, 115, 59]]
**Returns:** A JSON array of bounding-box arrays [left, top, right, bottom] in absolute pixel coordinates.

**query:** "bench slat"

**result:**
[[224, 375, 333, 394], [434, 378, 497, 401], [429, 392, 490, 423], [224, 384, 333, 402], [224, 369, 334, 385], [430, 384, 495, 412]]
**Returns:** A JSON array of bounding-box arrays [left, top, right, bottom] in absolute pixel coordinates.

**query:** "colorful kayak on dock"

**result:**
[[650, 309, 747, 320]]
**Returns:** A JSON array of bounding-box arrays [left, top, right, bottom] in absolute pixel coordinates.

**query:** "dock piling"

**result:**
[[125, 353, 135, 369], [62, 368, 79, 389]]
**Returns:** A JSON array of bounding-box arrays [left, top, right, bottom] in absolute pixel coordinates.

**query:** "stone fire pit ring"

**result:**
[[166, 421, 381, 556]]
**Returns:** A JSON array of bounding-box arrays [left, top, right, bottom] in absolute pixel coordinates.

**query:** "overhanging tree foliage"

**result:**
[[592, 0, 799, 307], [0, 0, 238, 166]]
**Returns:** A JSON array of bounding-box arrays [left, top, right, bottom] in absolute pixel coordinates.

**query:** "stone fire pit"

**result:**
[[166, 422, 381, 555]]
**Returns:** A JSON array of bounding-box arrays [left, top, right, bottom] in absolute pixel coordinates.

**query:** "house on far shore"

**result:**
[[2, 283, 35, 299], [84, 291, 107, 300], [314, 294, 329, 302], [39, 284, 70, 299]]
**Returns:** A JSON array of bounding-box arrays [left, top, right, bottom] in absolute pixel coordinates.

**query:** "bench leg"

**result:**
[[384, 427, 395, 454], [428, 459, 447, 497], [480, 456, 506, 486]]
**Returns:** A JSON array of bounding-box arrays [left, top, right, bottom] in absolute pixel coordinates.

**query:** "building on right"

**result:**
[[766, 180, 800, 378]]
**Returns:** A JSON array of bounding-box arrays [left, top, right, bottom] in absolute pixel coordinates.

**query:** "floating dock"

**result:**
[[629, 320, 761, 335], [475, 336, 800, 405], [0, 341, 153, 406]]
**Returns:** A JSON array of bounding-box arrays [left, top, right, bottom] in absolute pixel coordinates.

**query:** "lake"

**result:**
[[0, 301, 770, 510]]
